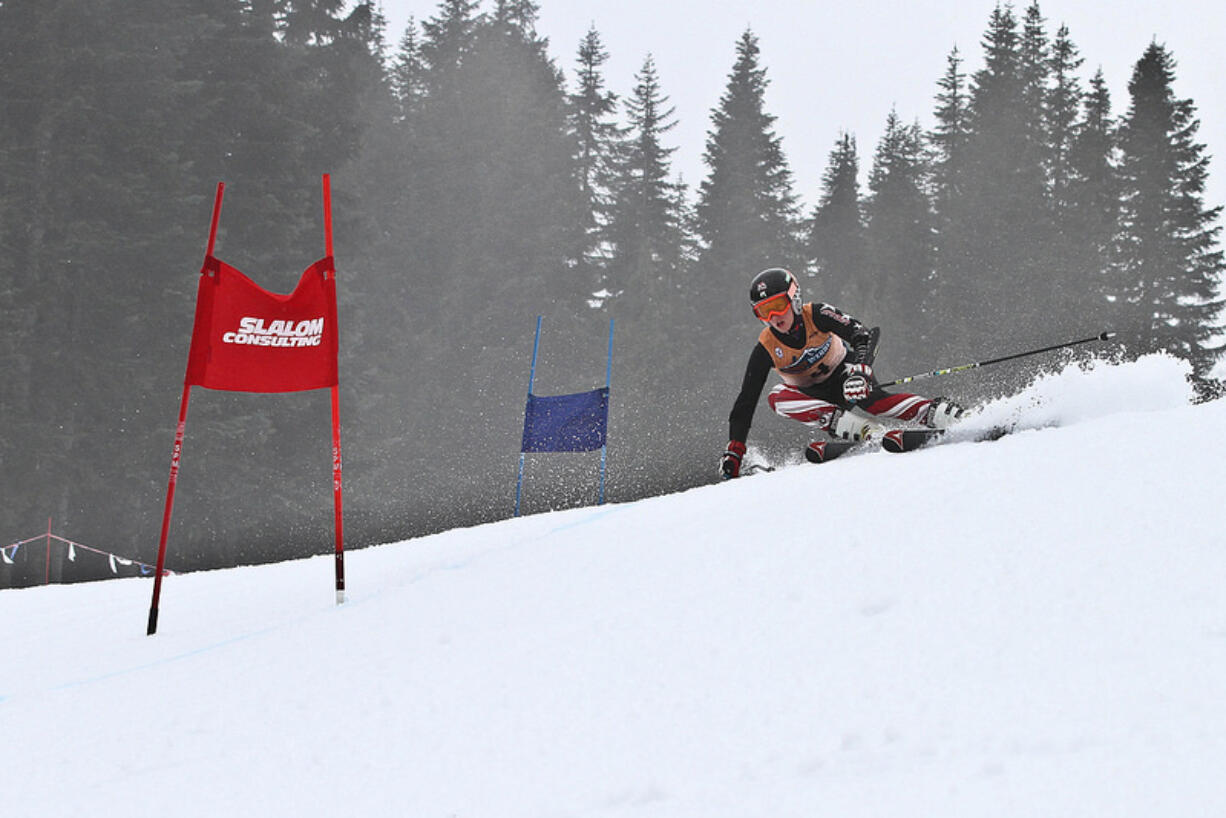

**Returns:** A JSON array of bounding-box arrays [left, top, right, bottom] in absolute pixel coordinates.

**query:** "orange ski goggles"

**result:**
[[752, 291, 793, 321]]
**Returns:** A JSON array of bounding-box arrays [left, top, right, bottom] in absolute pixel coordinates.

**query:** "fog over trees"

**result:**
[[1, 0, 1221, 586]]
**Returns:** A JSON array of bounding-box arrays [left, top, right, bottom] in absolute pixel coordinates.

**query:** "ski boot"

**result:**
[[922, 397, 966, 430], [828, 409, 887, 442]]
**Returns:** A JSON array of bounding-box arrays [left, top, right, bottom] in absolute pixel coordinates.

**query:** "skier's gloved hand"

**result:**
[[720, 440, 747, 480], [842, 362, 873, 403]]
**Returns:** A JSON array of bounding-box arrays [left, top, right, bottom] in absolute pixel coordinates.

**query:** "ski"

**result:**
[[804, 439, 862, 464], [747, 418, 1009, 473], [882, 425, 1012, 454], [881, 429, 943, 453]]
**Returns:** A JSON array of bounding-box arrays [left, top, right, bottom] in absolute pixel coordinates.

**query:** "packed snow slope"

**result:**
[[3, 354, 1225, 818]]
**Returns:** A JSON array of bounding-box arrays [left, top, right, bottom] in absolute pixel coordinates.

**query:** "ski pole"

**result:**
[[879, 330, 1116, 387]]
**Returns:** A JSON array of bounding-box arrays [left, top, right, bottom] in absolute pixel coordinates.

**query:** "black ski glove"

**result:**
[[851, 331, 874, 364]]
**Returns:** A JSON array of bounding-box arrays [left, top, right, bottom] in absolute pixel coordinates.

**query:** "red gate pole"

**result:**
[[44, 517, 51, 585], [147, 386, 191, 635], [331, 385, 345, 604], [205, 182, 224, 256], [322, 174, 333, 259], [322, 174, 345, 605], [147, 181, 223, 635]]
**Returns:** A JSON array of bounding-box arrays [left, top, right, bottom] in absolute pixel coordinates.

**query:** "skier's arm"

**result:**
[[813, 302, 875, 363], [728, 343, 774, 444]]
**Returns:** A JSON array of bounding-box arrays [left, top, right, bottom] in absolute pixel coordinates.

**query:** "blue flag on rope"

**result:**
[[521, 388, 609, 452]]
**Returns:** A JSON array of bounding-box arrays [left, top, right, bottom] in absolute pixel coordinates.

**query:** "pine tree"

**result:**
[[359, 17, 426, 278], [1021, 3, 1057, 222], [400, 0, 480, 305], [695, 29, 801, 330], [696, 30, 801, 267], [953, 4, 1047, 350], [926, 46, 971, 344], [478, 6, 579, 300], [419, 0, 478, 95], [1041, 22, 1098, 337], [179, 0, 320, 269], [1066, 68, 1120, 321], [280, 0, 350, 45], [809, 133, 865, 311], [864, 110, 935, 357], [963, 4, 1027, 220], [1045, 24, 1084, 215], [298, 2, 387, 178], [590, 54, 694, 462], [412, 0, 582, 311], [1018, 1, 1050, 170], [604, 54, 685, 318], [492, 0, 539, 30], [928, 47, 969, 228], [1115, 42, 1224, 380], [352, 14, 429, 316], [390, 18, 426, 124], [568, 26, 622, 295]]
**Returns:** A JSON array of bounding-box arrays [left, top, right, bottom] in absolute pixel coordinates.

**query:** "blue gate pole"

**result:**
[[514, 316, 544, 517], [597, 319, 614, 505]]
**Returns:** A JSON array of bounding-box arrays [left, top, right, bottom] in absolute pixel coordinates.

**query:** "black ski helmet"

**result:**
[[749, 267, 800, 319]]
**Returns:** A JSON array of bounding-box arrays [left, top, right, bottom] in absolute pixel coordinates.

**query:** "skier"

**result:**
[[720, 267, 965, 479]]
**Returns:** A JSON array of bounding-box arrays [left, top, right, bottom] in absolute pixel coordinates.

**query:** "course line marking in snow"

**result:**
[[0, 625, 280, 707], [49, 625, 280, 696], [545, 505, 625, 536]]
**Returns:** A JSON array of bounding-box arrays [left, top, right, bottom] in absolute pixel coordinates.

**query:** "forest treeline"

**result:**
[[1, 0, 1222, 585]]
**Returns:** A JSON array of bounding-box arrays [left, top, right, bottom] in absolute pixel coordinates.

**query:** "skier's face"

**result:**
[[767, 307, 796, 333]]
